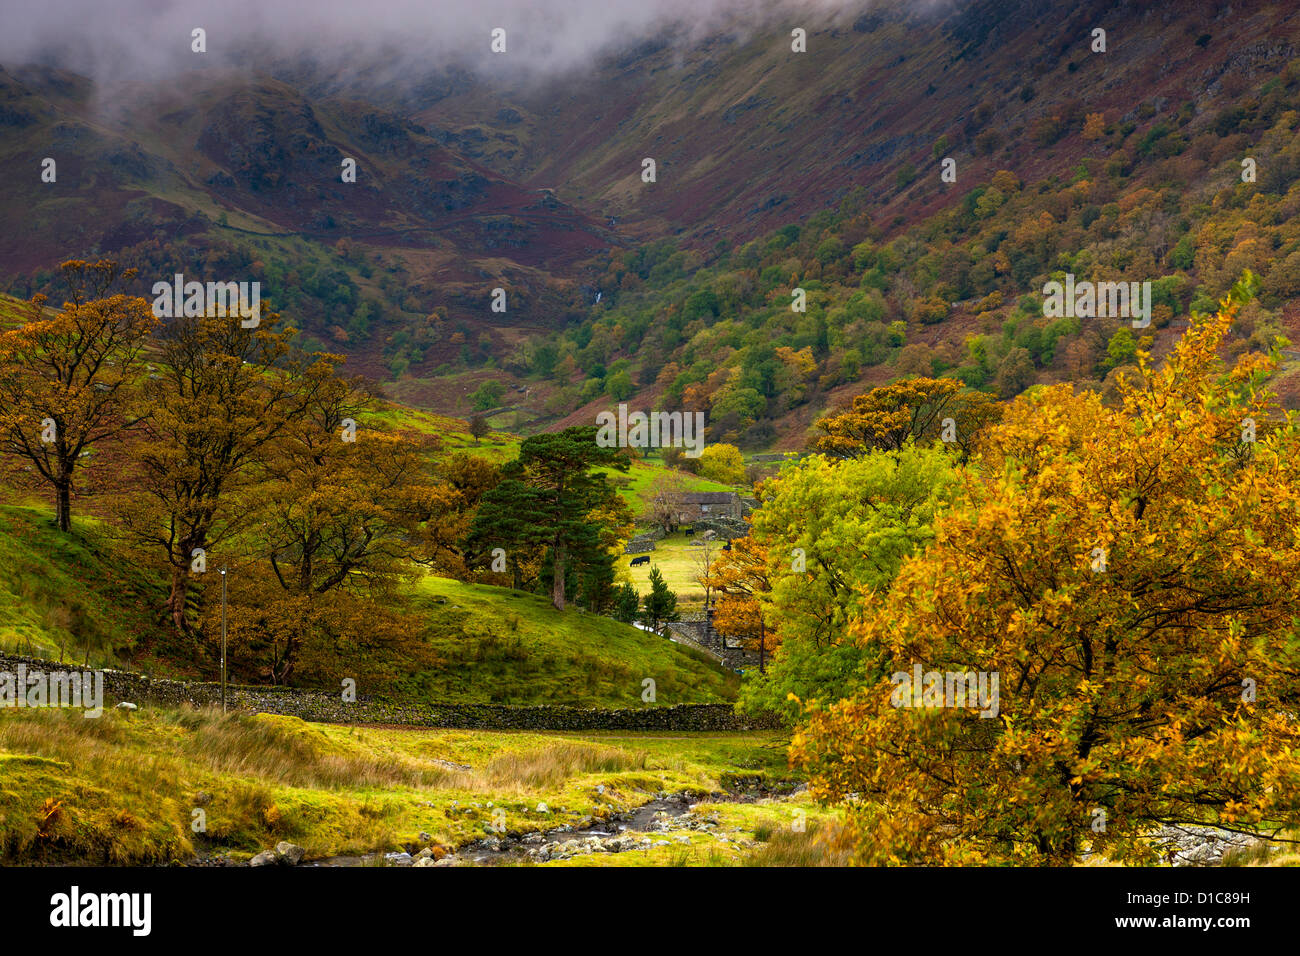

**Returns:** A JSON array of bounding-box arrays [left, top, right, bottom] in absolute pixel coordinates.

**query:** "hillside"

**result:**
[[406, 576, 736, 705], [6, 1, 1300, 449], [0, 505, 169, 669], [422, 0, 1296, 246], [0, 63, 612, 386], [0, 498, 738, 703], [0, 355, 740, 704]]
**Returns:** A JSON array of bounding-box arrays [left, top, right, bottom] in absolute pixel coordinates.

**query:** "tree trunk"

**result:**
[[551, 544, 566, 610], [167, 565, 191, 634], [55, 478, 71, 533]]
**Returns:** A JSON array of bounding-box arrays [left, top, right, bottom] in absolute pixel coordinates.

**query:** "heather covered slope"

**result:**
[[5, 0, 1300, 440], [0, 64, 613, 383], [419, 0, 1299, 245]]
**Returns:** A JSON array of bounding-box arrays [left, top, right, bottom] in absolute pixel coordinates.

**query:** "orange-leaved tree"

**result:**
[[793, 277, 1300, 865], [0, 261, 155, 531], [706, 535, 776, 672], [114, 311, 302, 634]]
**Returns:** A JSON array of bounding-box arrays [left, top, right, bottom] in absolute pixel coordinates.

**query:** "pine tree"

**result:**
[[468, 426, 629, 610], [642, 566, 679, 634], [613, 583, 640, 624]]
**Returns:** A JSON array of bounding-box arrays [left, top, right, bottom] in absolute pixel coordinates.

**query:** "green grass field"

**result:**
[[0, 707, 793, 865], [0, 505, 168, 668], [602, 456, 738, 513], [405, 575, 737, 706], [0, 499, 737, 703], [0, 293, 35, 328], [616, 532, 719, 609]]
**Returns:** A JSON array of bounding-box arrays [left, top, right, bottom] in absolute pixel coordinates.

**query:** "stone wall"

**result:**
[[0, 652, 781, 731], [666, 608, 761, 672], [695, 516, 749, 540], [624, 526, 665, 554]]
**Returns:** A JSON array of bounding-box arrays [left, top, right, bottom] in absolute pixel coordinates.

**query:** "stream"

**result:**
[[308, 789, 780, 867]]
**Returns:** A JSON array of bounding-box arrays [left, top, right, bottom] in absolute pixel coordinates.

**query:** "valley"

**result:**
[[1, 0, 1299, 893]]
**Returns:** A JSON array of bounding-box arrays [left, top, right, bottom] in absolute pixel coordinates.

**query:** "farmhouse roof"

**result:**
[[679, 492, 739, 504]]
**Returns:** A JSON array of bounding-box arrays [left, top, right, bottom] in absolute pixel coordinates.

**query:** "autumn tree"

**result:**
[[211, 577, 434, 688], [259, 359, 428, 598], [644, 467, 688, 535], [742, 445, 957, 718], [209, 360, 435, 685], [1082, 111, 1107, 141], [692, 533, 719, 609], [813, 376, 999, 461], [0, 260, 155, 531], [706, 536, 774, 672], [413, 452, 501, 579], [699, 443, 746, 485], [115, 311, 304, 634], [794, 280, 1300, 864]]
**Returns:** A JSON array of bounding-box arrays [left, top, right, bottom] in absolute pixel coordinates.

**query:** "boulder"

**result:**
[[275, 842, 305, 865], [249, 850, 279, 867]]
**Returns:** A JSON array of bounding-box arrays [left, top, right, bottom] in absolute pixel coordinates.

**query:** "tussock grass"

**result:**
[[741, 822, 854, 867], [0, 706, 788, 864], [483, 742, 648, 790]]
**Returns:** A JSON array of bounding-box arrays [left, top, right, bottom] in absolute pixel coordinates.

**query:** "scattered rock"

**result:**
[[431, 764, 473, 780], [1148, 825, 1268, 867], [275, 842, 306, 865], [526, 834, 653, 862]]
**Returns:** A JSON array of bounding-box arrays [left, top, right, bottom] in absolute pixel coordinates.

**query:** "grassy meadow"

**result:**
[[0, 706, 794, 865], [404, 575, 738, 706]]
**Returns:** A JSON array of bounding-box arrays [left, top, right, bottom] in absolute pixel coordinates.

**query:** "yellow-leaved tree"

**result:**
[[813, 376, 1000, 462], [793, 277, 1300, 865]]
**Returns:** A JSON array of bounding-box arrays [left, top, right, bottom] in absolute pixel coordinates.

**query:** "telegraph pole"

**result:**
[[220, 567, 227, 714]]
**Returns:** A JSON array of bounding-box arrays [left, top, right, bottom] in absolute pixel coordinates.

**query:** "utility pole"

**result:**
[[220, 567, 227, 714]]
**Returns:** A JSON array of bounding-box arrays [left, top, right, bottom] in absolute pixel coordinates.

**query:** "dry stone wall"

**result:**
[[0, 652, 780, 731]]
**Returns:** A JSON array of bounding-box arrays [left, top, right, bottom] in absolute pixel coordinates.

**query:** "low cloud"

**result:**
[[0, 0, 943, 97]]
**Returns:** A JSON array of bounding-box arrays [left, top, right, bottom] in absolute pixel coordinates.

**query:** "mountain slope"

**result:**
[[417, 0, 1298, 246]]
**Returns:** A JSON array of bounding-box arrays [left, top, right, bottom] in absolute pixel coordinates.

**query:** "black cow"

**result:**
[[684, 528, 695, 537], [722, 542, 732, 552], [630, 555, 650, 566]]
